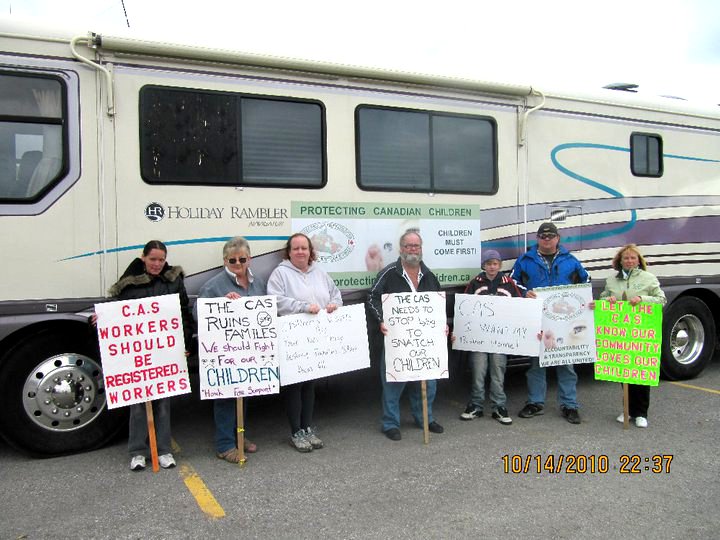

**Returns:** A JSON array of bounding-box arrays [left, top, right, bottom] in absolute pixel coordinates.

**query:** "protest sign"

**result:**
[[278, 303, 370, 386], [452, 294, 542, 356], [95, 294, 190, 409], [196, 295, 279, 399], [383, 292, 448, 382], [594, 300, 663, 386], [534, 284, 596, 367]]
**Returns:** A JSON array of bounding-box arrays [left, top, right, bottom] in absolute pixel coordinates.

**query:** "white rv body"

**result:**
[[0, 20, 718, 455]]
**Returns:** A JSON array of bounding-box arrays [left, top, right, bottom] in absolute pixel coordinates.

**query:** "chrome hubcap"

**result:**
[[23, 353, 107, 431]]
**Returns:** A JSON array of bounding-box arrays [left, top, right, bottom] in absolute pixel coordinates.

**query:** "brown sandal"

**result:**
[[244, 439, 257, 453], [216, 448, 242, 463]]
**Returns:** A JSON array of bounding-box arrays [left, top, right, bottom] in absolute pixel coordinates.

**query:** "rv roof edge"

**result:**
[[93, 33, 534, 98]]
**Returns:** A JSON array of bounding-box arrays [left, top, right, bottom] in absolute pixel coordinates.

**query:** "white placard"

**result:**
[[278, 303, 370, 386], [383, 291, 448, 382], [196, 296, 279, 399], [95, 294, 190, 409], [452, 294, 542, 356], [534, 284, 597, 367]]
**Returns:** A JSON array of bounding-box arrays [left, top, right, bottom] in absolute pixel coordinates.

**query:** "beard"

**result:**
[[400, 253, 422, 266]]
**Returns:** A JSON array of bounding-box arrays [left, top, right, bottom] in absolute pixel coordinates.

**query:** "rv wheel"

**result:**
[[0, 328, 126, 457], [661, 296, 716, 380]]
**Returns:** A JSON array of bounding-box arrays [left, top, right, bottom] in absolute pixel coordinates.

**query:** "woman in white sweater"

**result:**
[[267, 233, 342, 452]]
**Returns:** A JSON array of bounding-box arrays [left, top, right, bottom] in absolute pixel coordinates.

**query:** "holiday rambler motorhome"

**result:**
[[0, 20, 718, 455]]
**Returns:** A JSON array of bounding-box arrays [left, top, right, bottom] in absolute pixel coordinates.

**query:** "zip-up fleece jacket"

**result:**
[[367, 258, 441, 325], [510, 245, 590, 290], [464, 271, 526, 297], [600, 268, 666, 305], [267, 260, 342, 316]]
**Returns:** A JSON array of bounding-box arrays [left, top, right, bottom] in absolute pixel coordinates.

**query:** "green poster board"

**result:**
[[594, 300, 663, 386]]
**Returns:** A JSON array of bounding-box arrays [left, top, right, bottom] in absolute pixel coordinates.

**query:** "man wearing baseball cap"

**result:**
[[510, 222, 590, 424]]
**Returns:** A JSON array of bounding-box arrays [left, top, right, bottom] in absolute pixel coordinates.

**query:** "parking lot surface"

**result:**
[[1, 356, 719, 539]]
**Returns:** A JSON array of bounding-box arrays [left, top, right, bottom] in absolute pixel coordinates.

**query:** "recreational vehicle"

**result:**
[[0, 20, 718, 455]]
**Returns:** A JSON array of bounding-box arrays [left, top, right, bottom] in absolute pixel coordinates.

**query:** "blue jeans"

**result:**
[[128, 398, 171, 456], [525, 357, 579, 409], [468, 351, 507, 411], [380, 352, 437, 431], [214, 398, 245, 454]]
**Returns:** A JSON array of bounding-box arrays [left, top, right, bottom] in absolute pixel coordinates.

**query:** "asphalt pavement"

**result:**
[[1, 354, 719, 539]]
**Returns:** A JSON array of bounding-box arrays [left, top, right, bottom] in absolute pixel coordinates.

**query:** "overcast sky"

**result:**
[[2, 0, 719, 105]]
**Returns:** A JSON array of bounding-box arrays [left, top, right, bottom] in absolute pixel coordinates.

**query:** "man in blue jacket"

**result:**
[[511, 222, 590, 424]]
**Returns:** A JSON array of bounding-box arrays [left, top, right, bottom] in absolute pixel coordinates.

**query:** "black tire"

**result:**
[[0, 328, 126, 457], [661, 296, 716, 380]]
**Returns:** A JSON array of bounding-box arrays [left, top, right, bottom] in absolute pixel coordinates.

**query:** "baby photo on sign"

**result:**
[[534, 284, 596, 367]]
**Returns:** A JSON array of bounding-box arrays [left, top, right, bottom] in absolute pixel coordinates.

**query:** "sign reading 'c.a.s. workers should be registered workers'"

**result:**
[[95, 294, 191, 409]]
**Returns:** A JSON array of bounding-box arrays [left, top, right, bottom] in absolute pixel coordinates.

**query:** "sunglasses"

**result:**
[[537, 233, 557, 240], [227, 257, 248, 264]]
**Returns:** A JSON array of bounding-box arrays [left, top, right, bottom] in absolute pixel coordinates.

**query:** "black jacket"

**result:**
[[464, 271, 525, 298], [367, 258, 442, 324], [108, 258, 194, 348]]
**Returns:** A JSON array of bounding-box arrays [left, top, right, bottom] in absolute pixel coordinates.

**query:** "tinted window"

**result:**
[[631, 132, 663, 177], [356, 106, 497, 194], [140, 87, 325, 187]]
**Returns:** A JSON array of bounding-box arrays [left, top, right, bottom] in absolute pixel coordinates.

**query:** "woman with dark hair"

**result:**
[[599, 243, 666, 428], [267, 233, 342, 452], [107, 240, 193, 470]]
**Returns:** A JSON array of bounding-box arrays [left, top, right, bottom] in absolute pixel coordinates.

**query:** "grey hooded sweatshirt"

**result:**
[[267, 259, 342, 316]]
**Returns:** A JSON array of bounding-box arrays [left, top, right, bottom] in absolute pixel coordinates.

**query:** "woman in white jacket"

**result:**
[[267, 233, 342, 452]]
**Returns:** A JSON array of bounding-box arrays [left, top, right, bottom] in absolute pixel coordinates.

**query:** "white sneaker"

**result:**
[[130, 455, 146, 471], [616, 413, 634, 423], [635, 417, 648, 428], [158, 453, 176, 468]]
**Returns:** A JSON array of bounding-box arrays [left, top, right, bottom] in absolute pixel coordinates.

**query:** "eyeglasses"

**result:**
[[537, 234, 557, 240], [227, 257, 248, 264], [402, 244, 422, 249]]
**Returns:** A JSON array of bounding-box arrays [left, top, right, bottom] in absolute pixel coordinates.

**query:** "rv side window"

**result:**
[[355, 106, 497, 194], [0, 73, 65, 202], [630, 133, 663, 177], [139, 86, 325, 188]]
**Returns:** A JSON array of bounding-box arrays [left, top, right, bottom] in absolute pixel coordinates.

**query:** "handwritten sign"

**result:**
[[534, 284, 596, 367], [278, 304, 370, 386], [196, 296, 279, 399], [452, 294, 542, 356], [594, 300, 663, 386], [383, 292, 448, 382], [95, 294, 190, 409]]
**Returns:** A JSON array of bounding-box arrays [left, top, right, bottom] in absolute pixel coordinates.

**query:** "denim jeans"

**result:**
[[525, 357, 579, 409], [380, 352, 436, 431], [468, 351, 507, 411], [128, 398, 171, 456], [214, 398, 247, 453]]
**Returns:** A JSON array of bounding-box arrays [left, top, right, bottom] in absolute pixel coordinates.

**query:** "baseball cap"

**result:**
[[537, 222, 559, 236], [481, 249, 502, 266]]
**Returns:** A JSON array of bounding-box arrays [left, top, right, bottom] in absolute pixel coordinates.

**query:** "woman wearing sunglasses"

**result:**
[[196, 236, 266, 462]]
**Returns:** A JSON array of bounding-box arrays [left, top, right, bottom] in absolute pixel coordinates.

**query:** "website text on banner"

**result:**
[[383, 292, 448, 382], [594, 300, 662, 386], [278, 303, 370, 386], [534, 284, 596, 367], [452, 294, 542, 356], [95, 294, 191, 408]]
